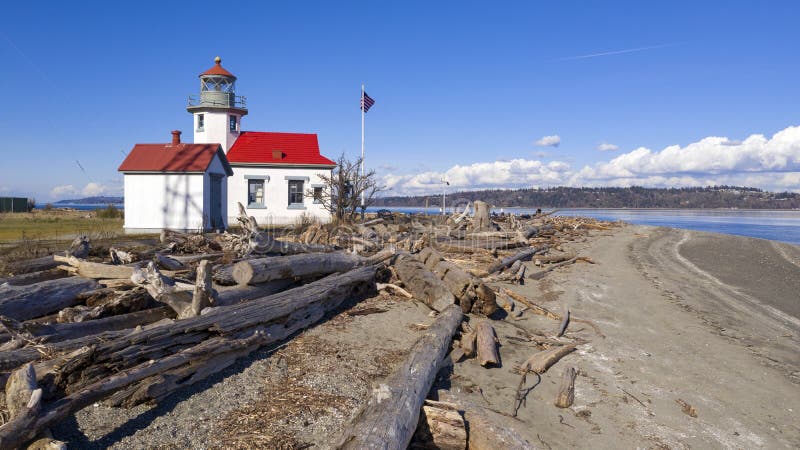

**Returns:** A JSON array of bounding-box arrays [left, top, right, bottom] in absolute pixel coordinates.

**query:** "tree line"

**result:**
[[373, 186, 800, 209]]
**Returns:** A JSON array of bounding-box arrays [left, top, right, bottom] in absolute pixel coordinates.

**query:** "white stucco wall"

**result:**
[[123, 153, 230, 232], [227, 165, 333, 226], [193, 111, 241, 151], [123, 173, 206, 232]]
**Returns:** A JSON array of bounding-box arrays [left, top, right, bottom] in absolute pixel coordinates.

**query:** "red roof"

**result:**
[[226, 132, 336, 166], [201, 57, 235, 78], [118, 143, 233, 175]]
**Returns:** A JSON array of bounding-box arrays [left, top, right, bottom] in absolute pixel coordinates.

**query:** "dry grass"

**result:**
[[0, 209, 123, 243]]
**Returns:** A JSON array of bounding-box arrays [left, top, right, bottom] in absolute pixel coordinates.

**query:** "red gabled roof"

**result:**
[[226, 131, 336, 166], [118, 143, 233, 175], [201, 57, 236, 78]]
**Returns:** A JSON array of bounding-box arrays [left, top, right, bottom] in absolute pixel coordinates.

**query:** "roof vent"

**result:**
[[272, 150, 283, 160]]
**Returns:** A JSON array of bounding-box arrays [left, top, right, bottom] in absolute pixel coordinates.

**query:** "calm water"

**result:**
[[36, 204, 123, 211], [369, 207, 800, 245]]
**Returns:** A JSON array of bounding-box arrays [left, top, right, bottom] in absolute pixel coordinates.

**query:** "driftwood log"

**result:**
[[521, 345, 576, 374], [394, 255, 456, 312], [228, 248, 395, 286], [471, 200, 491, 231], [475, 321, 499, 367], [411, 400, 467, 450], [337, 304, 463, 449], [435, 390, 534, 450], [0, 268, 377, 447], [0, 277, 100, 321], [554, 366, 577, 408], [486, 245, 548, 275], [417, 247, 498, 316]]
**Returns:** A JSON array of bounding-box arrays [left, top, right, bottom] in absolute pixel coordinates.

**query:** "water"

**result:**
[[368, 206, 800, 245], [36, 204, 124, 211]]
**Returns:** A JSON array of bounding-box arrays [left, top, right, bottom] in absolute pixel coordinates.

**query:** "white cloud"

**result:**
[[49, 182, 121, 200], [597, 142, 619, 152], [535, 135, 561, 147], [81, 182, 109, 196], [50, 184, 78, 199], [381, 125, 800, 194]]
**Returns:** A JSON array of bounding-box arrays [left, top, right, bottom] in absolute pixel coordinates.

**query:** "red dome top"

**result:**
[[200, 56, 236, 78]]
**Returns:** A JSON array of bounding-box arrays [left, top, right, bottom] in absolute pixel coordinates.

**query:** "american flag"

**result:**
[[360, 91, 375, 112]]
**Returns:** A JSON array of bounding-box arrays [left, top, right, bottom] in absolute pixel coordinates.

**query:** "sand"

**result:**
[[52, 224, 800, 448]]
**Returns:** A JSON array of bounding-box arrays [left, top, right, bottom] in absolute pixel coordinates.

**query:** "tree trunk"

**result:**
[[337, 304, 463, 449], [417, 248, 498, 316], [0, 277, 100, 321], [53, 255, 135, 280], [231, 249, 393, 286], [0, 269, 66, 287], [394, 255, 456, 312], [475, 321, 499, 367], [471, 201, 491, 231]]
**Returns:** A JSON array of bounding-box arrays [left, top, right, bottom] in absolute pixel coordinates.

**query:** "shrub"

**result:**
[[96, 204, 122, 219], [44, 203, 53, 211]]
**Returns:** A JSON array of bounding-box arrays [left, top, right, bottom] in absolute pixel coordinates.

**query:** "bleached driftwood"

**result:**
[[0, 277, 100, 321], [554, 366, 577, 408], [337, 304, 463, 449], [394, 255, 456, 312]]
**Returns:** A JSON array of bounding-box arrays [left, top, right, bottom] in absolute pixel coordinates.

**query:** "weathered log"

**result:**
[[460, 331, 477, 358], [557, 306, 570, 337], [486, 245, 548, 274], [5, 256, 57, 276], [5, 363, 37, 419], [53, 255, 134, 279], [394, 255, 456, 312], [0, 269, 65, 287], [452, 202, 471, 225], [435, 390, 534, 450], [521, 224, 553, 239], [502, 289, 560, 320], [58, 288, 154, 323], [231, 249, 393, 286], [521, 345, 576, 374], [155, 253, 185, 271], [0, 277, 100, 321], [337, 304, 463, 449], [0, 268, 377, 446], [190, 260, 213, 316], [533, 252, 576, 265], [377, 283, 413, 298], [411, 400, 467, 450], [417, 248, 498, 316], [528, 256, 594, 280], [22, 308, 174, 344], [475, 321, 499, 367], [554, 366, 577, 408], [131, 262, 198, 319], [471, 200, 491, 231], [67, 235, 90, 259], [168, 252, 224, 264], [214, 280, 297, 306], [109, 247, 136, 265]]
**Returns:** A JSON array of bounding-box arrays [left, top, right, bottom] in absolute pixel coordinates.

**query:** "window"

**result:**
[[248, 179, 265, 207], [313, 187, 323, 203], [229, 115, 237, 132], [288, 180, 304, 205], [197, 114, 204, 131]]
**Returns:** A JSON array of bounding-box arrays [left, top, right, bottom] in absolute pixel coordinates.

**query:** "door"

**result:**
[[210, 175, 222, 229]]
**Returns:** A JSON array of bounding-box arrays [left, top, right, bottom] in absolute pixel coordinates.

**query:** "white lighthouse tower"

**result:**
[[187, 57, 248, 151]]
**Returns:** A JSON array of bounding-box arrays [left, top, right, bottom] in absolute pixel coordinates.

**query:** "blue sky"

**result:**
[[1, 0, 799, 201]]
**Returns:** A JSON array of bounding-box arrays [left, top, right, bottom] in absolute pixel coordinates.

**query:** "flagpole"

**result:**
[[360, 84, 365, 218]]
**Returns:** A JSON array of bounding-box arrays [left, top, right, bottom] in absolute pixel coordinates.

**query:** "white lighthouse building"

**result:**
[[188, 57, 335, 226], [187, 56, 247, 152]]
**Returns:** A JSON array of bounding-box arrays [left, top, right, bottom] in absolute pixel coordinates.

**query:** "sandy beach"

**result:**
[[51, 224, 800, 449]]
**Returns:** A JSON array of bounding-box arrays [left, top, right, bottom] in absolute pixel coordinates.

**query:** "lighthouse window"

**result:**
[[248, 179, 265, 207], [288, 180, 304, 205], [229, 115, 237, 132], [197, 114, 204, 131]]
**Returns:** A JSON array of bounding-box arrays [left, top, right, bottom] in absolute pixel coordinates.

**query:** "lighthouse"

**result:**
[[187, 56, 248, 151]]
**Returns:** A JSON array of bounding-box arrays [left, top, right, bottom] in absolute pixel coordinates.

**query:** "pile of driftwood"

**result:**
[[0, 201, 615, 449]]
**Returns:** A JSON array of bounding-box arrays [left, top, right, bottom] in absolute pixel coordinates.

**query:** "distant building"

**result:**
[[0, 197, 32, 213], [118, 131, 232, 232], [118, 57, 335, 232], [187, 57, 335, 226]]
